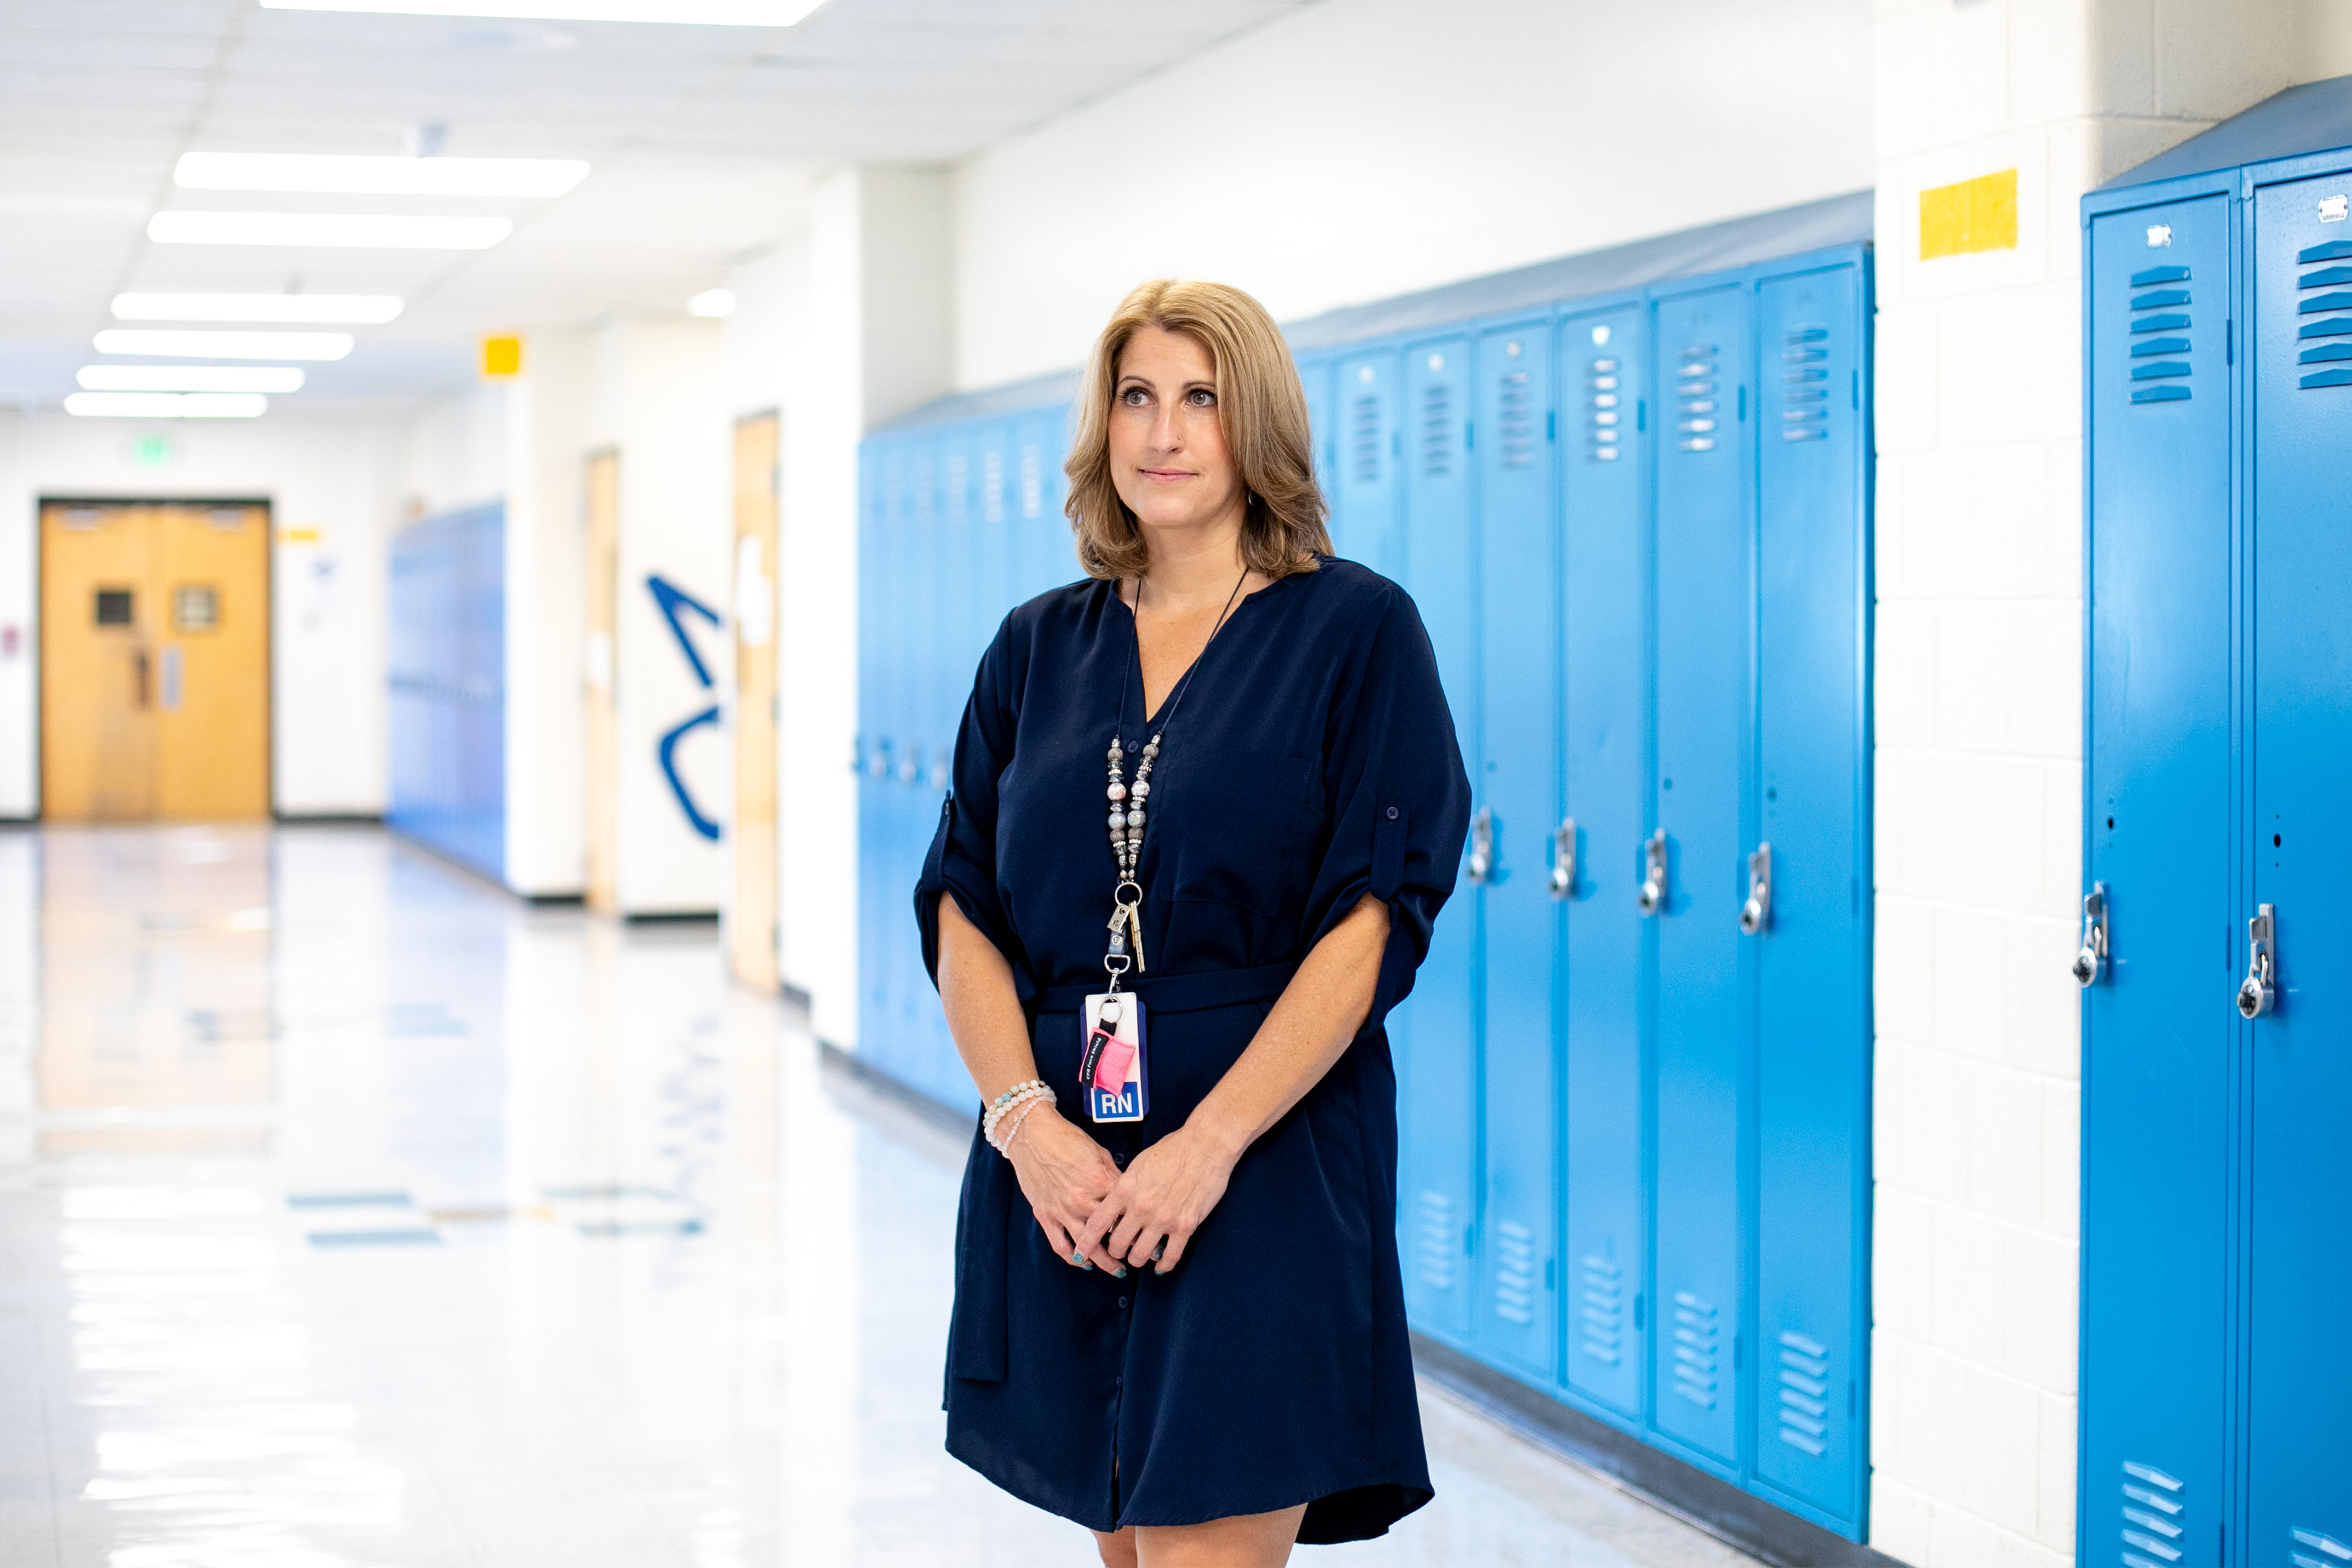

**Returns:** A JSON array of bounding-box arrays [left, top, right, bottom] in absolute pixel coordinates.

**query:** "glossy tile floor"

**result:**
[[0, 824, 1757, 1568]]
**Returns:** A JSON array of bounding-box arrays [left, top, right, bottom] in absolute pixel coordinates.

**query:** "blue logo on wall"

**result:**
[[649, 574, 725, 842]]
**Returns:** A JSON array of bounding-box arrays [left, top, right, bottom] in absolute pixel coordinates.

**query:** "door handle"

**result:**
[[1549, 816, 1577, 900], [2071, 883, 2108, 987], [1637, 829, 1667, 916], [1739, 842, 1773, 934], [1466, 808, 1493, 886], [2237, 903, 2276, 1019], [134, 646, 151, 707]]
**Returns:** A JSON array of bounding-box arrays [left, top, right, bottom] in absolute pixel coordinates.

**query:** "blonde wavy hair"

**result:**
[[1065, 279, 1331, 581]]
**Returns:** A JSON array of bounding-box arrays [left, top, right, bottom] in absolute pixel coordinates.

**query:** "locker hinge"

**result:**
[[1547, 409, 1556, 440], [1545, 1257, 1555, 1291], [1737, 386, 1746, 422], [1637, 400, 1646, 432], [2226, 320, 2234, 365], [1464, 420, 1474, 450], [1733, 1334, 1743, 1370]]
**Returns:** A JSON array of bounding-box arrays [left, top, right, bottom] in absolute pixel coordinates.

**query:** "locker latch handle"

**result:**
[[1637, 829, 1667, 916], [1549, 817, 1577, 900], [1739, 843, 1773, 935], [1466, 809, 1494, 886], [2237, 903, 2277, 1019], [2071, 883, 2108, 987]]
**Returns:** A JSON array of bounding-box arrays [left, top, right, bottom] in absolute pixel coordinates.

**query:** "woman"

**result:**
[[917, 278, 1471, 1567]]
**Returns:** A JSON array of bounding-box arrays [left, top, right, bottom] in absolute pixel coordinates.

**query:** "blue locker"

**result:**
[[858, 439, 891, 1068], [1296, 352, 1335, 509], [1009, 406, 1059, 601], [2246, 164, 2352, 1566], [1752, 260, 1871, 1529], [1472, 317, 1561, 1382], [1647, 281, 1751, 1471], [2081, 186, 2237, 1568], [1331, 349, 1403, 575], [1558, 300, 1650, 1420], [1397, 333, 1479, 1344]]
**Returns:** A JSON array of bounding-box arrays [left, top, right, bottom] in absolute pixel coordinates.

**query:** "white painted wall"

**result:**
[[502, 333, 592, 900], [0, 411, 396, 820], [587, 315, 733, 918], [1866, 6, 2352, 1567], [952, 0, 1877, 389], [724, 164, 954, 1045]]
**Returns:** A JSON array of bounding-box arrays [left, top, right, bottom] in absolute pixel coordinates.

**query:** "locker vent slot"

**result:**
[[1676, 344, 1721, 452], [1669, 1289, 1720, 1407], [1018, 445, 1042, 521], [1774, 1329, 1831, 1455], [1781, 325, 1831, 442], [1578, 1254, 1624, 1365], [1413, 1189, 1456, 1291], [2118, 1460, 2185, 1568], [2127, 263, 2194, 404], [1588, 356, 1623, 461], [981, 449, 1005, 525], [2297, 247, 2352, 388], [1496, 367, 1537, 470], [1491, 1219, 1537, 1325], [946, 454, 970, 521], [1420, 379, 1454, 478], [2291, 1527, 2352, 1568], [1350, 394, 1384, 486]]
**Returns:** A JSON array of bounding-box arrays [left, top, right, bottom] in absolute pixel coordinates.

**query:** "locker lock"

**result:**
[[2236, 904, 2277, 1020], [1466, 809, 1494, 886], [1549, 816, 1577, 900], [1637, 830, 1668, 916], [2071, 883, 2108, 988], [1739, 843, 1773, 935]]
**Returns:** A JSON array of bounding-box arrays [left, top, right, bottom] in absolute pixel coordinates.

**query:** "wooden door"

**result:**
[[584, 451, 620, 914], [729, 412, 781, 990], [41, 500, 269, 821]]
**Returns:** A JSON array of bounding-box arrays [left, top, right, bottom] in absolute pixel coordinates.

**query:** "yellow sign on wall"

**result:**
[[1920, 169, 2019, 258], [481, 335, 524, 377]]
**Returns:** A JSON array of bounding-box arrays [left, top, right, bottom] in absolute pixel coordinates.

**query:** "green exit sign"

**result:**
[[131, 434, 173, 467]]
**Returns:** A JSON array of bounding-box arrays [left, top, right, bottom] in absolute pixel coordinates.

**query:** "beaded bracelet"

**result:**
[[983, 1082, 1054, 1152], [997, 1096, 1048, 1155], [985, 1087, 1053, 1154]]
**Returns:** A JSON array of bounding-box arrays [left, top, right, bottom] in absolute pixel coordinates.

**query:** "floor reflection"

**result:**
[[0, 824, 1756, 1568]]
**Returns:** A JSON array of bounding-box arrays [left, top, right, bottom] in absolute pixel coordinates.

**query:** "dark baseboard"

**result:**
[[526, 892, 585, 908], [273, 811, 385, 824], [816, 1039, 973, 1139], [1409, 1335, 1904, 1568], [624, 910, 718, 924]]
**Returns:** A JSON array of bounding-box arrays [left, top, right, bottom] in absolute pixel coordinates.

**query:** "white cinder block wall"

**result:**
[[1866, 6, 2352, 1566], [952, 0, 1875, 388]]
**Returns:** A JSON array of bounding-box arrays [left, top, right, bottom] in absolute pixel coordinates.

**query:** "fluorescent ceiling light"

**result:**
[[113, 292, 404, 323], [79, 365, 307, 393], [148, 211, 513, 249], [260, 0, 823, 23], [66, 393, 268, 419], [686, 288, 735, 318], [95, 330, 354, 361], [176, 152, 589, 198]]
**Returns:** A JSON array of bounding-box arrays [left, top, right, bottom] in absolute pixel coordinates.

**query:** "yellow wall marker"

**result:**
[[1920, 169, 2019, 258]]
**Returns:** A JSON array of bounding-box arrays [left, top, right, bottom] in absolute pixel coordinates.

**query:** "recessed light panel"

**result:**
[[260, 0, 823, 21], [686, 288, 735, 318], [148, 212, 513, 249], [79, 366, 307, 393], [112, 293, 405, 324], [66, 393, 269, 418], [175, 152, 589, 198], [94, 330, 355, 361]]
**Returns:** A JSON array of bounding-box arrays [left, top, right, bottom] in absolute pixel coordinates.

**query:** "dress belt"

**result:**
[[1030, 960, 1301, 1017]]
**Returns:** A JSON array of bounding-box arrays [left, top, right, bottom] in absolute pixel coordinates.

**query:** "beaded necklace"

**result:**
[[1101, 567, 1250, 990]]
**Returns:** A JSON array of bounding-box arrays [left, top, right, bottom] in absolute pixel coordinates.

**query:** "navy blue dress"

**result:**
[[915, 556, 1471, 1544]]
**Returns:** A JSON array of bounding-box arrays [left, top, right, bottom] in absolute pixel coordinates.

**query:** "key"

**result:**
[[1128, 902, 1147, 972]]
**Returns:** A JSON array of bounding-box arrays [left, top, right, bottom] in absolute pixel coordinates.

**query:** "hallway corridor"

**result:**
[[0, 825, 1757, 1567]]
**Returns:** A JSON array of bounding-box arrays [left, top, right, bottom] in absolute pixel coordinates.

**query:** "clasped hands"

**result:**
[[1008, 1105, 1240, 1275]]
